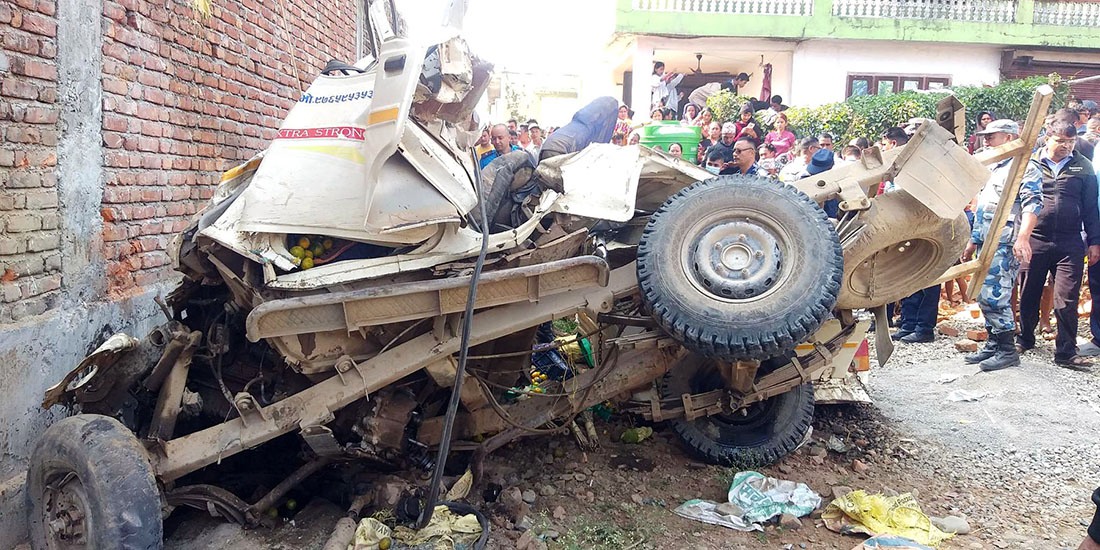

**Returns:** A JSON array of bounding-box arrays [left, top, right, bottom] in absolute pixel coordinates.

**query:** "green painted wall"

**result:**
[[616, 0, 1100, 48]]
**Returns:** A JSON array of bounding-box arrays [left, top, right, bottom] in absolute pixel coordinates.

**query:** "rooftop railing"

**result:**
[[632, 0, 814, 16], [1033, 0, 1100, 26], [634, 0, 1087, 24], [831, 0, 1017, 23]]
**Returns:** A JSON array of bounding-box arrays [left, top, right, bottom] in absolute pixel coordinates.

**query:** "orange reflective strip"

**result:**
[[367, 107, 400, 125]]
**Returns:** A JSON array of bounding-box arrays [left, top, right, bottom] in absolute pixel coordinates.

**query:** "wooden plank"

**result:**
[[966, 86, 1054, 301]]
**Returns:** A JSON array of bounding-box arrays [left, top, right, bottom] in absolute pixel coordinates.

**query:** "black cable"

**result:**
[[415, 149, 491, 531]]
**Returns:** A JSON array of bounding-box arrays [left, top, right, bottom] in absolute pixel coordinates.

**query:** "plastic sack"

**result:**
[[823, 490, 952, 547], [672, 499, 761, 532], [727, 471, 821, 523], [352, 517, 392, 550], [852, 534, 935, 549], [673, 471, 821, 531]]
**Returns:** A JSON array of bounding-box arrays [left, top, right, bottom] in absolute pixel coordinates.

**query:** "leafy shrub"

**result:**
[[706, 75, 1066, 146]]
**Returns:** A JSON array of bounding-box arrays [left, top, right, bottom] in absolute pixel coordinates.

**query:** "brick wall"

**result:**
[[99, 0, 358, 295], [0, 0, 62, 323]]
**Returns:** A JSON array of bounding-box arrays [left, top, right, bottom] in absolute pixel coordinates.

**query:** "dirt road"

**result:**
[[163, 312, 1100, 550]]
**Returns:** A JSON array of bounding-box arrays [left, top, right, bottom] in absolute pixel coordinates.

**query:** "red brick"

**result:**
[[954, 339, 979, 353], [23, 106, 58, 124], [102, 76, 130, 95], [10, 57, 57, 80], [1, 77, 41, 100], [5, 213, 41, 232], [965, 329, 988, 342], [18, 11, 57, 37], [102, 132, 124, 148], [2, 31, 40, 55], [936, 323, 960, 337]]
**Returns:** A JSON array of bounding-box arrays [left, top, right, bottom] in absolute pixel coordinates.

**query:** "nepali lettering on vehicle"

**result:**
[[276, 126, 366, 140], [298, 90, 374, 103]]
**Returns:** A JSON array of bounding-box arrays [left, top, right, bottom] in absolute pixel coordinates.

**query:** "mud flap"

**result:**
[[871, 304, 894, 366]]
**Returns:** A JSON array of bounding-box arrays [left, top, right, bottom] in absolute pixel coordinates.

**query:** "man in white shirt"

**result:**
[[778, 137, 820, 183]]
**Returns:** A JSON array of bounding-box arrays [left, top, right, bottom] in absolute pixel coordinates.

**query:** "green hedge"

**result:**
[[706, 75, 1067, 146]]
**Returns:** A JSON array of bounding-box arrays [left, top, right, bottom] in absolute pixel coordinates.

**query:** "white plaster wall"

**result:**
[[791, 40, 1003, 106], [617, 35, 797, 120]]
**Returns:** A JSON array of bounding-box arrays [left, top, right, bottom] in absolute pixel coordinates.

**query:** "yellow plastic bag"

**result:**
[[822, 491, 952, 547], [391, 505, 482, 550]]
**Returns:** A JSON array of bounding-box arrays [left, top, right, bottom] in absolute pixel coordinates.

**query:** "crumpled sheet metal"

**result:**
[[42, 332, 139, 408], [823, 490, 953, 547]]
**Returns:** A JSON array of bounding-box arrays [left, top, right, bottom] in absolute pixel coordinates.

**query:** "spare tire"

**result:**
[[836, 191, 969, 310], [637, 175, 842, 360], [661, 353, 814, 468]]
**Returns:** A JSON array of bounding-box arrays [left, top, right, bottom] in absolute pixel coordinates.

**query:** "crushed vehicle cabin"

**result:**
[[27, 0, 1052, 547]]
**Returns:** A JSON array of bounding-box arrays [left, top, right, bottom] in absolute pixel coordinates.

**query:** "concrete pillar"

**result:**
[[630, 37, 654, 120], [57, 0, 105, 307]]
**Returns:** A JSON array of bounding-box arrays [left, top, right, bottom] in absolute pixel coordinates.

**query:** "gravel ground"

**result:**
[[867, 309, 1100, 548]]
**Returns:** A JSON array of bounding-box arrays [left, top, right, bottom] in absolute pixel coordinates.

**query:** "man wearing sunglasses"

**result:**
[[724, 137, 760, 176]]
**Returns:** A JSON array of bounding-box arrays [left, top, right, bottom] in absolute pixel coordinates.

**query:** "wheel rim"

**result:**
[[681, 209, 793, 304], [42, 470, 93, 549], [846, 237, 941, 299]]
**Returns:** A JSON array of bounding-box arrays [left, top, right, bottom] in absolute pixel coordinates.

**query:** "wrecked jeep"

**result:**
[[28, 1, 1051, 547]]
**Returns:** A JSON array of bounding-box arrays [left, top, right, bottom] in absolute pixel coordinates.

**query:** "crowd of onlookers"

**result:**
[[470, 61, 1100, 373], [608, 64, 876, 189], [611, 62, 1100, 374]]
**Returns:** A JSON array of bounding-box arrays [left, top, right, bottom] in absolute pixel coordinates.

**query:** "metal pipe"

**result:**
[[1067, 74, 1100, 85], [248, 457, 333, 520]]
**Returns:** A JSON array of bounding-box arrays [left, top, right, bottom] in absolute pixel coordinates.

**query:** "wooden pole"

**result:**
[[963, 85, 1054, 300]]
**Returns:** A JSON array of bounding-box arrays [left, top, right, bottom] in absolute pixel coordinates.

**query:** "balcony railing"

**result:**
[[831, 0, 1016, 22], [1033, 1, 1100, 26], [632, 0, 814, 16]]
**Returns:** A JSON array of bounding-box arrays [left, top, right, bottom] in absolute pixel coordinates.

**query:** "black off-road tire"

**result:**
[[836, 191, 970, 309], [662, 354, 814, 468], [28, 414, 163, 550], [637, 175, 842, 360]]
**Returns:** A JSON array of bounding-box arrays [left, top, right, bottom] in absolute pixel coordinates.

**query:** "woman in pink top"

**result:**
[[764, 113, 796, 155]]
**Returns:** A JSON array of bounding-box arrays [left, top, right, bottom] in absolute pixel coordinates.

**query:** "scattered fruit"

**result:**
[[301, 257, 314, 269], [284, 498, 298, 511], [297, 237, 311, 249], [311, 244, 324, 258], [322, 239, 334, 250], [289, 246, 306, 259]]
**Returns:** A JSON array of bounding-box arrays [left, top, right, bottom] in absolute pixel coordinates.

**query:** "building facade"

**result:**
[[611, 0, 1100, 115]]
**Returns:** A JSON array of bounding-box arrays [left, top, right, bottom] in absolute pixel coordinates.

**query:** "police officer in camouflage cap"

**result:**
[[961, 119, 1044, 371]]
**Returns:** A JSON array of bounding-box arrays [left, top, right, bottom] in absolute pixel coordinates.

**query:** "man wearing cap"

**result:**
[[805, 149, 839, 217], [704, 122, 738, 168], [526, 123, 544, 155], [960, 120, 1044, 371], [1017, 120, 1100, 370]]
